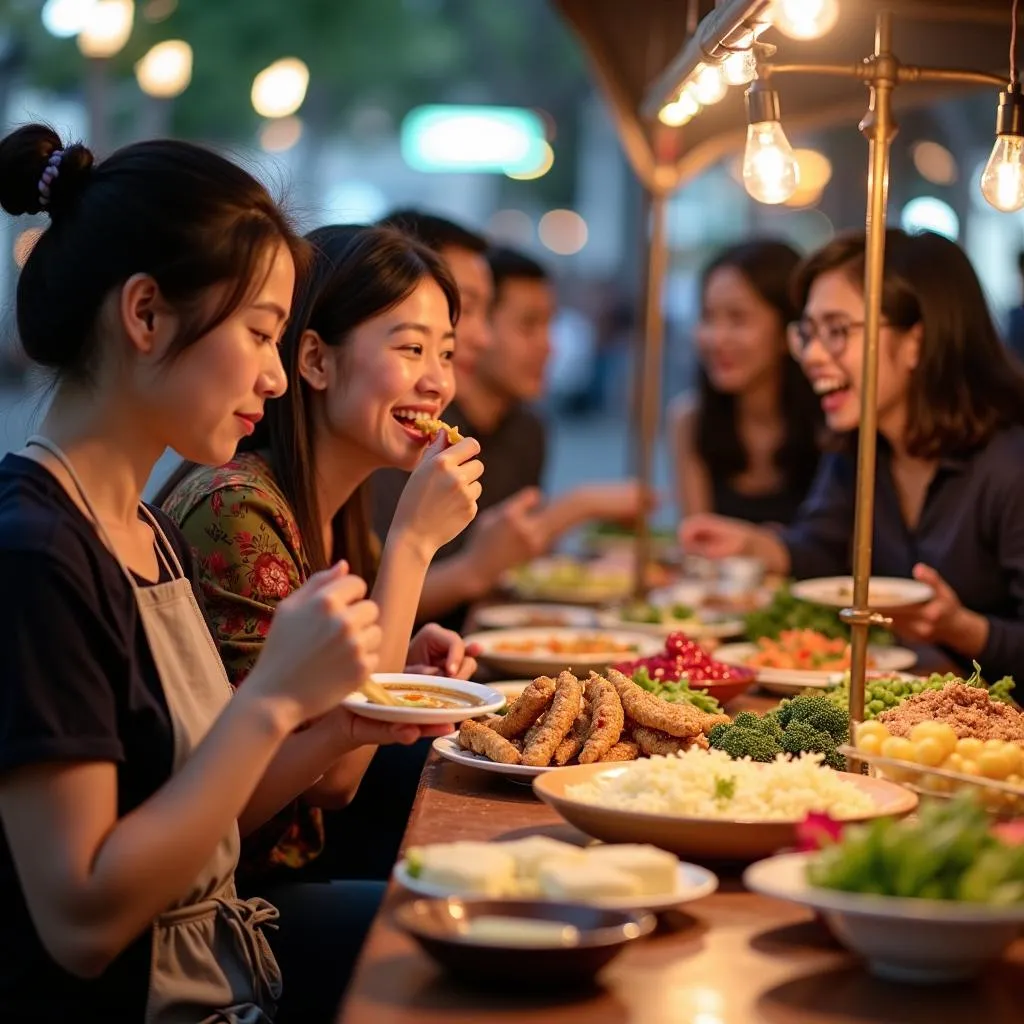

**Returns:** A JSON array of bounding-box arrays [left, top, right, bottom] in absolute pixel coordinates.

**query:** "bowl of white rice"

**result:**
[[532, 749, 918, 861]]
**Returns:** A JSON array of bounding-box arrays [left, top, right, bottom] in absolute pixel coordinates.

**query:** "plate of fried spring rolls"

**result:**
[[433, 669, 731, 778]]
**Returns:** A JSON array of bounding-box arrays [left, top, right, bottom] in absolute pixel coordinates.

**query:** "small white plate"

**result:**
[[474, 604, 598, 630], [342, 674, 506, 724], [433, 735, 558, 778], [393, 856, 718, 913], [791, 576, 934, 611], [465, 628, 664, 679], [595, 608, 745, 641], [744, 852, 1024, 983], [714, 642, 918, 695]]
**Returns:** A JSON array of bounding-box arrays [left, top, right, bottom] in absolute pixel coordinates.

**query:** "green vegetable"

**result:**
[[621, 602, 661, 624], [825, 661, 1018, 720], [809, 793, 1024, 903], [713, 776, 737, 802], [744, 582, 893, 645], [709, 724, 783, 762], [781, 721, 845, 771], [783, 694, 850, 744], [630, 667, 724, 715], [670, 603, 695, 620], [712, 695, 850, 768]]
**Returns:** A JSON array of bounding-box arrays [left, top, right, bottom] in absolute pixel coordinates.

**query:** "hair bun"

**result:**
[[0, 124, 94, 218]]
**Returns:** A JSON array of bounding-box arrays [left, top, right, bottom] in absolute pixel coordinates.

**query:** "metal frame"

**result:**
[[640, 3, 1009, 735]]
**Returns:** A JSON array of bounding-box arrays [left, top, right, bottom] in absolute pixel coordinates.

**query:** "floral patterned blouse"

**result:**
[[161, 452, 327, 879]]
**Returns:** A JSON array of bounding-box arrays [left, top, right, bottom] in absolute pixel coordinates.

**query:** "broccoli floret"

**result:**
[[708, 722, 732, 746], [785, 695, 851, 743], [775, 698, 796, 728], [710, 725, 784, 762], [731, 711, 765, 731], [781, 720, 846, 769], [760, 710, 785, 742]]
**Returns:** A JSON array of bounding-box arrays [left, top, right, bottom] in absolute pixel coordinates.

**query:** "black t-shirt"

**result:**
[[0, 454, 206, 1021], [370, 398, 548, 629]]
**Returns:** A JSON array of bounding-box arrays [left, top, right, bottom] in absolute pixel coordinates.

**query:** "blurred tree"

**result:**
[[1, 1, 587, 159]]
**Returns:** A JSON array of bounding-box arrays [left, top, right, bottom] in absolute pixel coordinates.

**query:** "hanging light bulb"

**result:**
[[772, 0, 840, 41], [689, 63, 728, 106], [980, 86, 1024, 212], [658, 90, 700, 127], [742, 82, 799, 204], [722, 49, 757, 86]]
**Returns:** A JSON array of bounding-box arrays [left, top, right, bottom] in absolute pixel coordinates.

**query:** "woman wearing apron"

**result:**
[[0, 125, 453, 1021]]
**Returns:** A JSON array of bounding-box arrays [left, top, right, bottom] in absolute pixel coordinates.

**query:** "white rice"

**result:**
[[565, 749, 875, 821]]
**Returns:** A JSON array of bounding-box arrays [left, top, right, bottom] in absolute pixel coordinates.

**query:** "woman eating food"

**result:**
[[0, 124, 419, 1022], [157, 223, 482, 994], [670, 239, 822, 524], [680, 229, 1024, 681]]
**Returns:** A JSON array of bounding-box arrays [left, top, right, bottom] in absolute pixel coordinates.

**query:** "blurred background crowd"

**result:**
[[2, 0, 1024, 527]]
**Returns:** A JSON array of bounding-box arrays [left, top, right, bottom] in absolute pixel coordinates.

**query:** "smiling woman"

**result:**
[[155, 223, 488, 1019], [670, 240, 823, 526], [679, 229, 1024, 685]]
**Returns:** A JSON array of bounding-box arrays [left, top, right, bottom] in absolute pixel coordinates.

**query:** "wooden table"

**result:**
[[338, 691, 1024, 1023]]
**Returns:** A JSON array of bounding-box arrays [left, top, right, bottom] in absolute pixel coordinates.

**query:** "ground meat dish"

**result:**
[[877, 683, 1024, 744]]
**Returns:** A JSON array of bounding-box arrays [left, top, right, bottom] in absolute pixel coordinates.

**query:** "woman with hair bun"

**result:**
[[0, 124, 439, 1022]]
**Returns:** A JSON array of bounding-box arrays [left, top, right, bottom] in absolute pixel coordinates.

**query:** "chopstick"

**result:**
[[361, 678, 399, 706]]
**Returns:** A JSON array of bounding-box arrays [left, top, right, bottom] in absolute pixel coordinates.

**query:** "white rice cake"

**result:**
[[581, 844, 679, 896], [537, 860, 643, 901], [409, 842, 516, 897], [498, 836, 585, 879]]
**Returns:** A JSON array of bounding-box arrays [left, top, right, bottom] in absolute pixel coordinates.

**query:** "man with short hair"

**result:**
[[377, 209, 493, 374], [372, 219, 644, 625]]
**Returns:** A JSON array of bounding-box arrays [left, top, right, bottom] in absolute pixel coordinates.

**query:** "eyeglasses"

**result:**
[[787, 317, 886, 360]]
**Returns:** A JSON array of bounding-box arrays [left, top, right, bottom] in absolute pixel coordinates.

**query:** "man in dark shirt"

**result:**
[[372, 226, 644, 625]]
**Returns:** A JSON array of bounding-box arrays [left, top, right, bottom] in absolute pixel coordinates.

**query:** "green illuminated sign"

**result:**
[[401, 105, 548, 174]]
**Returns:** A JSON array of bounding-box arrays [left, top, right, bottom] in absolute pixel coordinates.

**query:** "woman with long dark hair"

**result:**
[[0, 124, 390, 1022], [670, 239, 822, 524], [681, 229, 1024, 680], [157, 223, 482, 1018]]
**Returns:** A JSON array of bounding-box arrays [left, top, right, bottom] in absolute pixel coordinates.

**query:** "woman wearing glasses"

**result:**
[[669, 240, 822, 523], [680, 228, 1024, 680]]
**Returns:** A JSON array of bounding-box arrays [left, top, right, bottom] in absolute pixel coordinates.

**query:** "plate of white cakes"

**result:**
[[392, 836, 718, 913]]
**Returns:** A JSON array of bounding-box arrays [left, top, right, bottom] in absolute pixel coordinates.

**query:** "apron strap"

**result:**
[[25, 435, 185, 586]]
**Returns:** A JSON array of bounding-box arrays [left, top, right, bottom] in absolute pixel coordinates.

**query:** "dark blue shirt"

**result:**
[[780, 426, 1024, 680]]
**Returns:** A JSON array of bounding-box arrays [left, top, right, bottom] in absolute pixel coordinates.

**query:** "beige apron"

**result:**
[[26, 437, 283, 1024]]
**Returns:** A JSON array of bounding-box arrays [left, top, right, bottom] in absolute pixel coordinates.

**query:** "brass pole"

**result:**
[[632, 188, 669, 600], [843, 10, 898, 749]]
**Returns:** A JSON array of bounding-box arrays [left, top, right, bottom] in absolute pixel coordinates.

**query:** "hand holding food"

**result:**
[[410, 414, 464, 445], [393, 432, 484, 556], [245, 562, 382, 724]]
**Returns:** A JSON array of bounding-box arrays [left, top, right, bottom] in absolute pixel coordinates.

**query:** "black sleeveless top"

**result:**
[[711, 475, 807, 526]]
